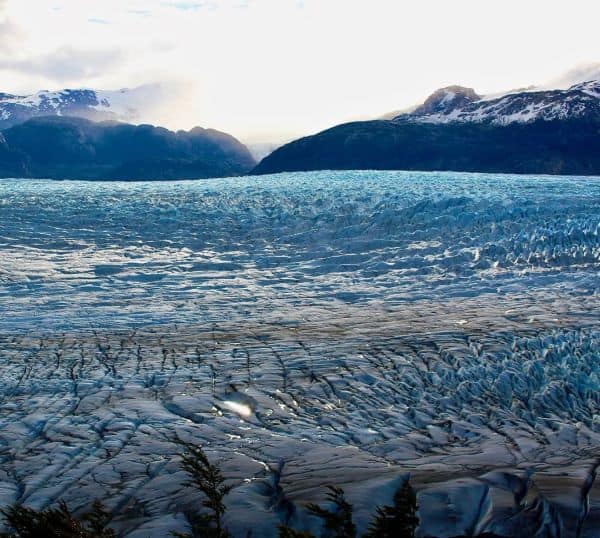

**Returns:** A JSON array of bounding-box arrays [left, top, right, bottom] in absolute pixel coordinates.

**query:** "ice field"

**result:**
[[0, 171, 599, 536]]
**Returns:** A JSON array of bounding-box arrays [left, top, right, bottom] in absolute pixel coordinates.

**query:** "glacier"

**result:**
[[0, 171, 598, 537]]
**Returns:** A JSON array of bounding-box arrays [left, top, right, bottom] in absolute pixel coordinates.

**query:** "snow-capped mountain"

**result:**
[[0, 87, 152, 130], [255, 75, 600, 176], [395, 79, 600, 125]]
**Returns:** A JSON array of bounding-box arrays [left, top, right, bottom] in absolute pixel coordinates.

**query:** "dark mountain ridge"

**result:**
[[253, 79, 600, 176], [0, 116, 256, 180], [253, 118, 600, 176]]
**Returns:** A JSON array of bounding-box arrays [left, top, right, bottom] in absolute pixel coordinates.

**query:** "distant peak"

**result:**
[[569, 78, 600, 98], [414, 85, 481, 116], [393, 77, 600, 126]]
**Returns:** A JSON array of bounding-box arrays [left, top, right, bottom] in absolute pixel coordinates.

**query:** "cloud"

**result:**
[[0, 20, 17, 49], [160, 1, 206, 10], [547, 63, 600, 88], [128, 9, 151, 17], [0, 46, 124, 81], [1, 0, 599, 141], [0, 0, 21, 51], [88, 17, 111, 25]]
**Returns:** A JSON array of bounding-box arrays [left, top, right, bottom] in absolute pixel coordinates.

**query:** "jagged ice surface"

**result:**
[[0, 171, 599, 537]]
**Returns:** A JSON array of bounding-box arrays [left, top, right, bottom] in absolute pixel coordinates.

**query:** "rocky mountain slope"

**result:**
[[0, 87, 150, 130], [397, 80, 600, 125], [253, 79, 600, 176], [0, 116, 256, 180]]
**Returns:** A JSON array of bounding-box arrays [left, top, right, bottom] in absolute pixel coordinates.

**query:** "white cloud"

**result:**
[[0, 46, 124, 81], [546, 63, 600, 89], [0, 0, 20, 51], [0, 21, 16, 50], [160, 1, 206, 10], [0, 0, 598, 140]]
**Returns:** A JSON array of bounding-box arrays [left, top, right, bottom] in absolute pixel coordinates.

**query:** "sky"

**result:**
[[0, 0, 599, 143]]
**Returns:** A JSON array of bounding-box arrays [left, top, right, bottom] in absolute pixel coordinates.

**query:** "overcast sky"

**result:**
[[0, 0, 599, 142]]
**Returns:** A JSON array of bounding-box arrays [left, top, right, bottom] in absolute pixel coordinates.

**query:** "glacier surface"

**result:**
[[0, 171, 599, 536]]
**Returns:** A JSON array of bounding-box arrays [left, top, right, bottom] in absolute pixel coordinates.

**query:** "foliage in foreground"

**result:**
[[172, 439, 232, 538], [0, 500, 114, 538], [305, 485, 356, 538], [0, 441, 419, 538], [278, 526, 317, 538], [278, 479, 418, 538], [363, 480, 419, 538]]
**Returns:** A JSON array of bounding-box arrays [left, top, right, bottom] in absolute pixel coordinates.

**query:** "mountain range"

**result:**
[[0, 116, 255, 180], [398, 79, 600, 124], [253, 79, 600, 176], [1, 77, 600, 179], [0, 87, 152, 131]]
